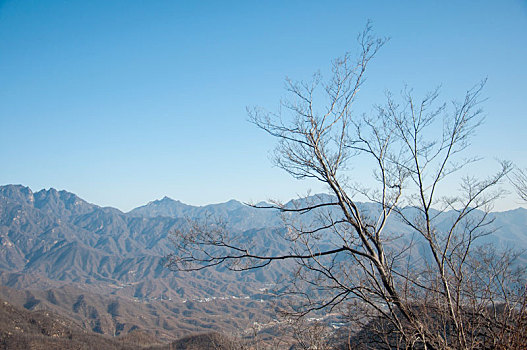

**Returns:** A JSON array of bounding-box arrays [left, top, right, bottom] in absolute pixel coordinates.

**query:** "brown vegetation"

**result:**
[[0, 296, 262, 350]]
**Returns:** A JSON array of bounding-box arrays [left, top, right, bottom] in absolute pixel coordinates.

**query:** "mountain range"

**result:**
[[0, 185, 289, 298], [0, 184, 526, 346]]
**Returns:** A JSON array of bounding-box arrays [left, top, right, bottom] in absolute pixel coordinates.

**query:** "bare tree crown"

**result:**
[[165, 25, 524, 349]]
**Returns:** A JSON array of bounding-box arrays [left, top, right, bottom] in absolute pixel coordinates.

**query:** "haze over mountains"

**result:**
[[2, 184, 526, 297], [0, 184, 526, 346], [0, 185, 289, 299]]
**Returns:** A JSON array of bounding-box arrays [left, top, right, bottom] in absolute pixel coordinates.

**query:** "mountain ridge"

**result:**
[[5, 184, 526, 216], [0, 184, 290, 300], [1, 183, 526, 344]]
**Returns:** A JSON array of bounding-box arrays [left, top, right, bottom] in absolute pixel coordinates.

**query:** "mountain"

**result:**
[[128, 196, 281, 231], [0, 184, 526, 346], [0, 185, 293, 345], [0, 185, 291, 298], [2, 184, 526, 292]]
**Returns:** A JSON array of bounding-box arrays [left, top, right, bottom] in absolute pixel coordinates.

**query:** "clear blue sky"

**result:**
[[1, 0, 526, 211]]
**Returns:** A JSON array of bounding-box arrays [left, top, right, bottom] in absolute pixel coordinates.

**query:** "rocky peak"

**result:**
[[33, 188, 96, 218], [0, 184, 35, 206]]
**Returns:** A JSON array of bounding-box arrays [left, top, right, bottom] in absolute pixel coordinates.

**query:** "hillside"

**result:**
[[0, 296, 249, 350], [0, 296, 164, 350]]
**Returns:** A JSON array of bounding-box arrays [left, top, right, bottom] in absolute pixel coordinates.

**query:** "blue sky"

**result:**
[[1, 0, 526, 211]]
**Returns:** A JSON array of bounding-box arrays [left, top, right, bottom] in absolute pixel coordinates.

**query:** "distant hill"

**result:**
[[128, 195, 281, 231]]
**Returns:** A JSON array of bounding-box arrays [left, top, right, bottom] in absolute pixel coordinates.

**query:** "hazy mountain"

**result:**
[[2, 184, 526, 290], [0, 185, 290, 299], [2, 184, 526, 281], [128, 196, 281, 231], [0, 184, 526, 345]]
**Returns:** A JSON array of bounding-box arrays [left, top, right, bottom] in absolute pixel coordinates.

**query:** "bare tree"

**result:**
[[286, 317, 335, 350], [510, 167, 527, 202], [165, 25, 524, 349]]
